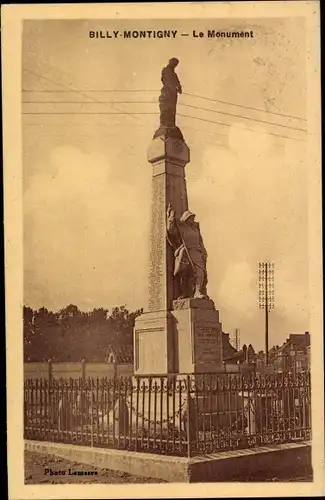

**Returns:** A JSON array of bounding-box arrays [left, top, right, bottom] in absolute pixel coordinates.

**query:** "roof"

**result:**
[[268, 333, 310, 357], [289, 333, 310, 347], [224, 350, 247, 363], [222, 332, 237, 359], [106, 344, 133, 364], [223, 342, 257, 364]]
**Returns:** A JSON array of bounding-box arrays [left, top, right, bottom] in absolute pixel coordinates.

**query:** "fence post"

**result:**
[[48, 359, 52, 384], [47, 359, 52, 438], [81, 359, 86, 438], [186, 374, 191, 459], [90, 377, 94, 447], [81, 359, 86, 384]]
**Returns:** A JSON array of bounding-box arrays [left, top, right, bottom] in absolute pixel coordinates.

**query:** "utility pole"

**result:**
[[230, 328, 240, 351], [235, 328, 240, 351], [258, 262, 275, 365]]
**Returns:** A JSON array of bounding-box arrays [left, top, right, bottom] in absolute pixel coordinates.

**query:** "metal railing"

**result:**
[[24, 371, 311, 457]]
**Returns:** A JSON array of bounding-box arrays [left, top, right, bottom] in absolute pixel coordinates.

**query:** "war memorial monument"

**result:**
[[134, 58, 223, 375], [21, 56, 312, 484]]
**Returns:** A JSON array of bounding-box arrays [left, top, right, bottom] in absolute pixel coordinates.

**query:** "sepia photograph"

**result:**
[[3, 2, 323, 499]]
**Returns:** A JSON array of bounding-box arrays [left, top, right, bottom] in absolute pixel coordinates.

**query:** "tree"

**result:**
[[33, 307, 56, 361], [23, 304, 144, 362], [23, 306, 34, 361], [108, 305, 143, 346], [90, 307, 108, 323]]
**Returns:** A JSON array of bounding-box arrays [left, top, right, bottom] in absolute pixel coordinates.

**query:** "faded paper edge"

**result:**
[[2, 2, 323, 499]]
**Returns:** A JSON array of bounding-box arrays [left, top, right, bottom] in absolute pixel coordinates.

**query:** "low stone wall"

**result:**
[[24, 362, 133, 381], [25, 440, 189, 482], [189, 441, 312, 482], [25, 439, 311, 483]]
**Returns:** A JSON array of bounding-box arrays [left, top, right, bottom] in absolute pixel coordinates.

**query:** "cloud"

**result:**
[[24, 145, 150, 311], [186, 125, 308, 348], [218, 261, 257, 316]]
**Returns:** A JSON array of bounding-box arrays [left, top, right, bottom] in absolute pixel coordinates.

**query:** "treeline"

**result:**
[[23, 304, 143, 362]]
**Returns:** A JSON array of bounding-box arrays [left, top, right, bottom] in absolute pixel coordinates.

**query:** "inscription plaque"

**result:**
[[194, 327, 221, 364], [135, 328, 165, 373]]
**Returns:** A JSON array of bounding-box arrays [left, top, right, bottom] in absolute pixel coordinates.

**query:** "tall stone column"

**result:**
[[134, 132, 190, 375], [147, 134, 190, 312]]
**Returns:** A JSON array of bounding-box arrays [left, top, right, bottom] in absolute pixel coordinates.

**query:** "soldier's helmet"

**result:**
[[180, 210, 196, 223]]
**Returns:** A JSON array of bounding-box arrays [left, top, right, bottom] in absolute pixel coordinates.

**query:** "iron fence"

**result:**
[[24, 371, 311, 457]]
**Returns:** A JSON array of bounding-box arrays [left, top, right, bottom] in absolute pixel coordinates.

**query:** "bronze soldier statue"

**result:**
[[159, 58, 182, 127], [166, 203, 208, 300]]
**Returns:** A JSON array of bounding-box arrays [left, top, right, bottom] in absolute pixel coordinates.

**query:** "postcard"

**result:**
[[2, 1, 323, 499]]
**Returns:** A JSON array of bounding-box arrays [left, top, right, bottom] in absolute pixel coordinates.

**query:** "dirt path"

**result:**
[[25, 450, 167, 484]]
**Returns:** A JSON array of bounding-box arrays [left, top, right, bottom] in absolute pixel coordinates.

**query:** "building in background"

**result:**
[[223, 341, 257, 373], [222, 332, 237, 359], [268, 332, 310, 373], [105, 344, 133, 365]]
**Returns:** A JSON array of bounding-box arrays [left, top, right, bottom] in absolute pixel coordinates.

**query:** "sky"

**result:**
[[22, 17, 308, 350]]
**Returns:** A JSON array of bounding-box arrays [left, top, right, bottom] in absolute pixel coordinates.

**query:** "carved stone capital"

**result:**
[[148, 135, 190, 166], [153, 125, 184, 141]]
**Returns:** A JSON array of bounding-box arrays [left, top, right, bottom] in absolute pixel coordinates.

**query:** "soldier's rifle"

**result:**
[[174, 218, 197, 274], [166, 204, 196, 274]]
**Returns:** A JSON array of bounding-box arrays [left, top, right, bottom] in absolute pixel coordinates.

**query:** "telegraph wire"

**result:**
[[22, 88, 158, 93], [22, 86, 306, 122], [22, 99, 306, 132], [182, 92, 306, 122], [22, 100, 157, 103], [23, 112, 158, 115], [178, 113, 303, 142], [22, 65, 147, 158], [22, 68, 139, 122], [22, 66, 305, 141], [22, 62, 304, 154], [182, 103, 305, 132], [23, 122, 229, 144], [23, 118, 228, 138], [22, 111, 305, 142]]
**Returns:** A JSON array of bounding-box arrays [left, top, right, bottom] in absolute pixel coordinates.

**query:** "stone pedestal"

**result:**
[[134, 299, 223, 376], [134, 311, 176, 375], [172, 298, 223, 373]]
